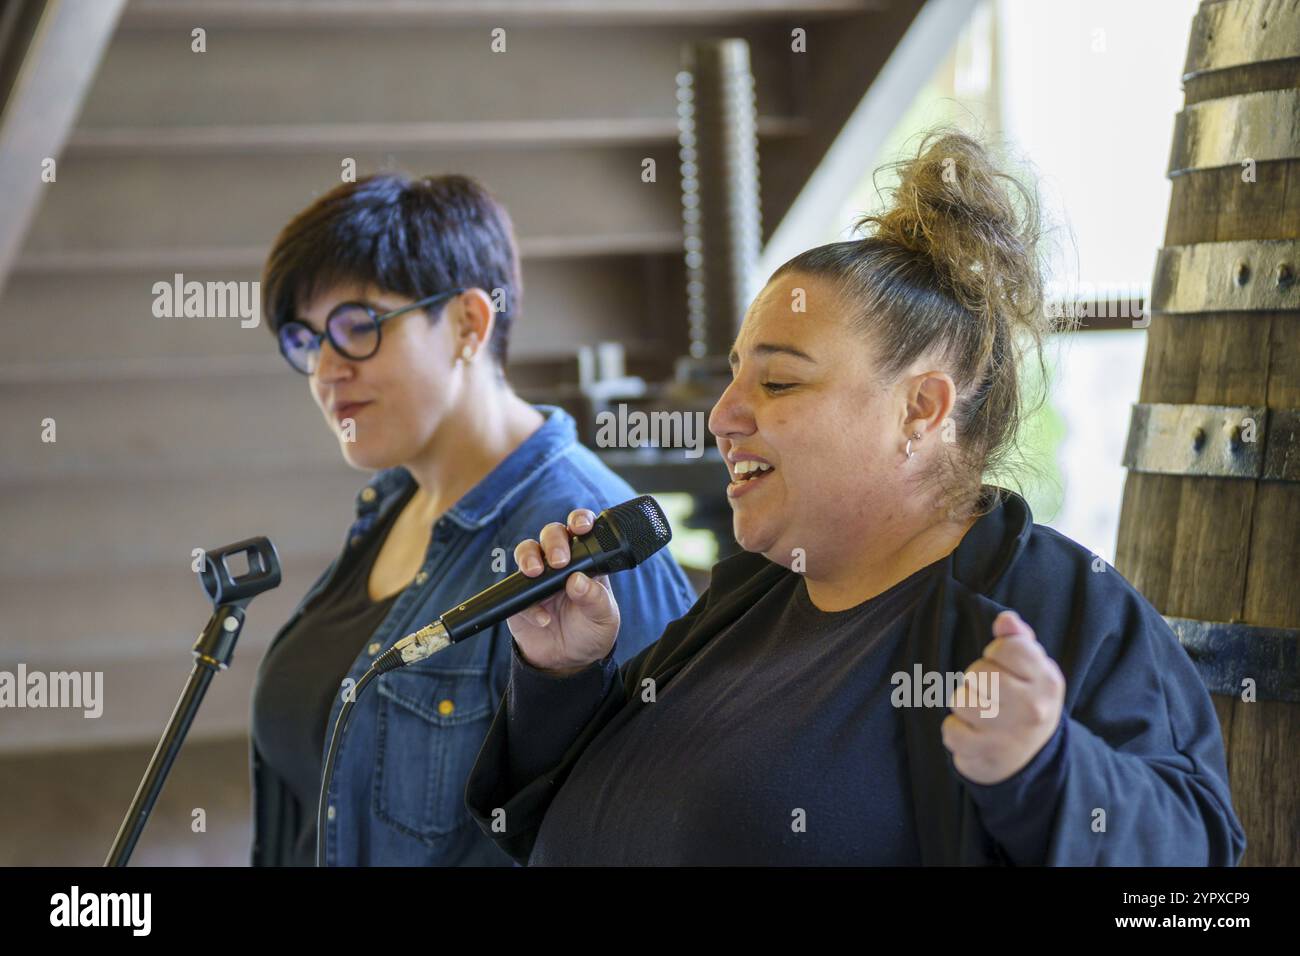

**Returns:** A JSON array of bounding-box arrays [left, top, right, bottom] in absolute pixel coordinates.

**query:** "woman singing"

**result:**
[[463, 130, 1246, 865]]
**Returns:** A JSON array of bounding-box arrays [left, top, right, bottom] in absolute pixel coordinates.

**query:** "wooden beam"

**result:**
[[66, 116, 809, 156], [121, 0, 887, 29], [0, 256, 688, 368], [0, 0, 125, 297], [12, 233, 685, 275]]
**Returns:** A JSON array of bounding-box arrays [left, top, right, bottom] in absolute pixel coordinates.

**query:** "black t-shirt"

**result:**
[[251, 482, 416, 866], [524, 557, 944, 864]]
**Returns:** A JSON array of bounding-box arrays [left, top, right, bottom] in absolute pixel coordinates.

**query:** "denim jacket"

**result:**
[[249, 404, 697, 866]]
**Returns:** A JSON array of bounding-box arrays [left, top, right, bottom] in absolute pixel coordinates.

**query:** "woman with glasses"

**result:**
[[464, 130, 1246, 866], [249, 172, 696, 866]]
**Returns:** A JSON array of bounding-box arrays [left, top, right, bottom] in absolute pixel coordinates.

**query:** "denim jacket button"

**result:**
[[327, 805, 336, 821], [414, 571, 429, 586], [349, 535, 362, 548], [360, 487, 377, 504], [367, 641, 381, 656]]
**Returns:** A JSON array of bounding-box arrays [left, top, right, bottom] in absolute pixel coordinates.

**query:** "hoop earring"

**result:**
[[905, 431, 921, 460]]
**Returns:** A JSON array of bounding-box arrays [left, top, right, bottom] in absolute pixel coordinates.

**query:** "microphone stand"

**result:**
[[105, 537, 281, 867]]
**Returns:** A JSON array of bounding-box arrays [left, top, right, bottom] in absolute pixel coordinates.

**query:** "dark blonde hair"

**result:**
[[773, 128, 1065, 518]]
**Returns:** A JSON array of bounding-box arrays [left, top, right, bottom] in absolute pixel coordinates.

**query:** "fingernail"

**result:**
[[535, 609, 551, 627], [549, 548, 566, 565], [525, 557, 542, 574], [576, 513, 592, 528], [571, 572, 589, 595]]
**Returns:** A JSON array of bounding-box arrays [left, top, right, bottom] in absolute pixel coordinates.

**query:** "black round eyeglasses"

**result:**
[[277, 288, 466, 375]]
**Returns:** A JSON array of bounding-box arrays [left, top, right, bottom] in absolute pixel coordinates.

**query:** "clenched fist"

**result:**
[[941, 609, 1066, 786]]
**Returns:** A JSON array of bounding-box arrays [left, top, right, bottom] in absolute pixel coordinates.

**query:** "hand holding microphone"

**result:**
[[509, 509, 623, 676], [375, 495, 671, 673]]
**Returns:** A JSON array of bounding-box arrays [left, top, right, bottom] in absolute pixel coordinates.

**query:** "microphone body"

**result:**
[[441, 531, 618, 642], [377, 495, 670, 671]]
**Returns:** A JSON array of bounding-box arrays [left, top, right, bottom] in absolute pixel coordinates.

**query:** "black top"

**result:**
[[250, 482, 415, 866], [511, 557, 972, 864]]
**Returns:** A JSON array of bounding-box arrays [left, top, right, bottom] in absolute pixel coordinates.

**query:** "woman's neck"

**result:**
[[403, 377, 544, 523], [803, 510, 978, 613]]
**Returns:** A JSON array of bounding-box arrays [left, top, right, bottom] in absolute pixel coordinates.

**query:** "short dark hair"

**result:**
[[262, 172, 521, 366]]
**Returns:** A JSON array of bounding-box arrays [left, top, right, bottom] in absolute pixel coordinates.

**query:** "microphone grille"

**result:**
[[605, 495, 672, 565]]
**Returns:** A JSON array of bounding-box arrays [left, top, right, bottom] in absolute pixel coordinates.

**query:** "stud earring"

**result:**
[[460, 344, 473, 362], [905, 431, 922, 459]]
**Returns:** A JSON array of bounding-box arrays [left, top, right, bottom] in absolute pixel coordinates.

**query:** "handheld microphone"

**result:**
[[375, 494, 672, 670]]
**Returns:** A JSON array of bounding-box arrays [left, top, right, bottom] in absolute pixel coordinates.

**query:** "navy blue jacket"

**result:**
[[466, 486, 1247, 865]]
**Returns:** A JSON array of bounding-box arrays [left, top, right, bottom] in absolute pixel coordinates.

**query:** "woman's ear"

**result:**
[[454, 287, 496, 356], [903, 369, 958, 438]]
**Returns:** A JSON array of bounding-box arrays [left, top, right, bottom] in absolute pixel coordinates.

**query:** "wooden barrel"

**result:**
[[1115, 0, 1300, 866]]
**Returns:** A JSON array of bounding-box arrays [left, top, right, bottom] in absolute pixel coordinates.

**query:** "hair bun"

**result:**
[[854, 128, 1047, 339]]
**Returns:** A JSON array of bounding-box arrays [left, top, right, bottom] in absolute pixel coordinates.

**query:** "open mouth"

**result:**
[[731, 460, 773, 481], [728, 459, 775, 496]]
